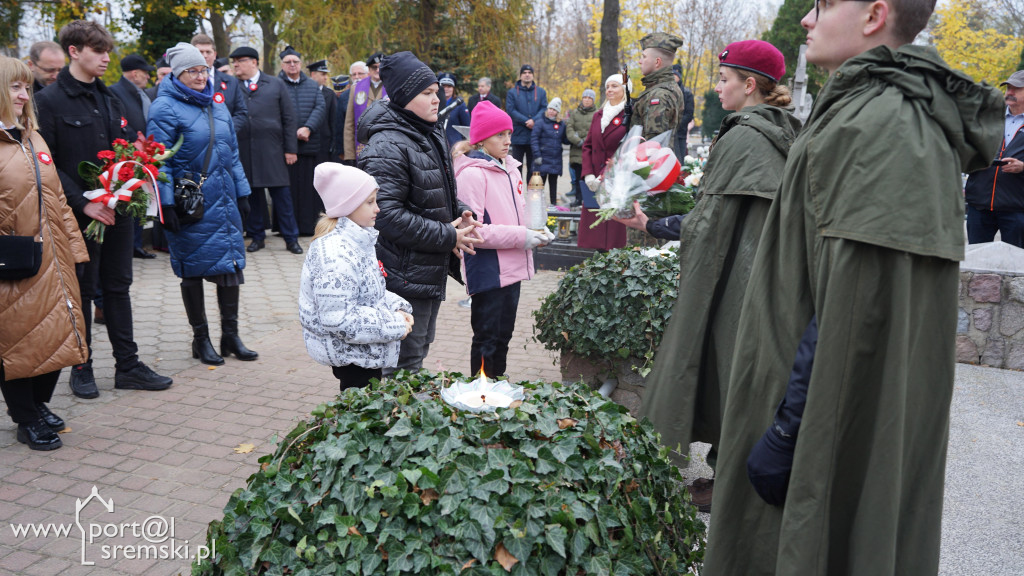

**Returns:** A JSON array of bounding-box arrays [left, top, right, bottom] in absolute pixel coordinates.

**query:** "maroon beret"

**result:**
[[718, 40, 786, 83]]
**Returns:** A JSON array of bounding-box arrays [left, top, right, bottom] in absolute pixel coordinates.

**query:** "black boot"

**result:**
[[181, 281, 224, 366], [218, 285, 258, 361]]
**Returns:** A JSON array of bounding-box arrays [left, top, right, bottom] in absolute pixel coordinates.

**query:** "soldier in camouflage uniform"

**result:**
[[632, 32, 685, 141]]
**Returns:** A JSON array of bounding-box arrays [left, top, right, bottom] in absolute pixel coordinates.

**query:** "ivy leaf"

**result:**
[[545, 524, 568, 558], [385, 418, 413, 437], [494, 542, 519, 572]]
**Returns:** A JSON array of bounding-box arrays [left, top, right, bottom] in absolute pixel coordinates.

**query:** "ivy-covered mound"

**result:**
[[533, 247, 679, 376], [194, 372, 705, 575]]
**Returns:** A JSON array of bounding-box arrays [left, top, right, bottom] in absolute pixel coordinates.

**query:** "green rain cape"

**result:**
[[640, 104, 801, 464], [704, 45, 1003, 576]]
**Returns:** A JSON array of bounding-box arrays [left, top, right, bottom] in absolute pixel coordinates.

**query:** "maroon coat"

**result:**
[[579, 106, 628, 250], [581, 107, 627, 178]]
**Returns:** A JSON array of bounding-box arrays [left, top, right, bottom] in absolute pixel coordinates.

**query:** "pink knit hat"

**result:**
[[469, 100, 513, 145], [313, 163, 378, 218]]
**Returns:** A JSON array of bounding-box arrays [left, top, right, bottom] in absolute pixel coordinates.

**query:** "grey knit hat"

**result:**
[[166, 42, 207, 79], [582, 88, 596, 100]]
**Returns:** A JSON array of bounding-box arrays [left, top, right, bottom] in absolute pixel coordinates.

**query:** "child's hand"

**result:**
[[450, 217, 481, 258], [398, 311, 415, 339]]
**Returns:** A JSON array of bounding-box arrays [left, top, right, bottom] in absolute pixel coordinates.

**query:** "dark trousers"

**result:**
[[388, 297, 441, 374], [470, 282, 521, 377], [78, 213, 139, 370], [510, 144, 535, 179], [246, 186, 299, 243], [133, 219, 145, 251], [288, 155, 324, 236], [332, 365, 381, 393], [0, 366, 60, 424], [540, 174, 559, 205], [967, 205, 1024, 248], [569, 162, 582, 201]]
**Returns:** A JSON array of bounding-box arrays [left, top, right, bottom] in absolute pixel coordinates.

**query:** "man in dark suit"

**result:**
[[307, 59, 335, 165], [277, 46, 325, 238], [191, 34, 247, 133], [110, 53, 156, 259], [27, 41, 64, 94], [230, 46, 302, 254]]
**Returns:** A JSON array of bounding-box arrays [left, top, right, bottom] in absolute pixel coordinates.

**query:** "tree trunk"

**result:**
[[419, 0, 438, 59], [259, 16, 279, 75], [599, 0, 620, 84], [209, 10, 230, 58]]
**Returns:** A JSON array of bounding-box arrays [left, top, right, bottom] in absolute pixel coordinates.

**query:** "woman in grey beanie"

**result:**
[[148, 40, 259, 366], [566, 88, 598, 208]]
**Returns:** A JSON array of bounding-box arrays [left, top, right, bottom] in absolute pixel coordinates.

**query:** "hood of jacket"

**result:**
[[717, 103, 801, 158], [576, 103, 596, 114], [813, 45, 1003, 174], [453, 149, 522, 177], [158, 73, 210, 107], [358, 99, 427, 148]]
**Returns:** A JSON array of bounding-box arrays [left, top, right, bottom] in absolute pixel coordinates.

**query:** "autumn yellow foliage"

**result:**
[[933, 0, 1023, 85]]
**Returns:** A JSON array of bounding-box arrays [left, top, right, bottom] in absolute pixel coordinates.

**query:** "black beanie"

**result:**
[[380, 51, 438, 109]]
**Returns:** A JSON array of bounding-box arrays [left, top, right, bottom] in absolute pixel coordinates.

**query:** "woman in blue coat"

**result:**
[[530, 98, 567, 204], [148, 43, 257, 366]]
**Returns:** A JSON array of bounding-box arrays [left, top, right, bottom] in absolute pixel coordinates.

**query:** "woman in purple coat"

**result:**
[[579, 74, 629, 251]]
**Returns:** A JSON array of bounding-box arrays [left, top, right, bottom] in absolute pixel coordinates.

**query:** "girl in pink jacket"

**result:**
[[454, 101, 553, 377]]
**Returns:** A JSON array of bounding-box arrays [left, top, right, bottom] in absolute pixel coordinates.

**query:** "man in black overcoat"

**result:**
[[229, 46, 302, 254]]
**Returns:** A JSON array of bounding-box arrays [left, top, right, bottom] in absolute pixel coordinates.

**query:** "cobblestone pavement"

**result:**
[[1, 233, 1022, 575]]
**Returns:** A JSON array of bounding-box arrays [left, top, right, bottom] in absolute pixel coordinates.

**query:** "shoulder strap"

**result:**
[[25, 137, 44, 240], [201, 107, 215, 176]]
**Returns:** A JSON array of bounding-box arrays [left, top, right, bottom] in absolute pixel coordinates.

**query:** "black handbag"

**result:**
[[0, 138, 45, 280], [173, 108, 215, 226]]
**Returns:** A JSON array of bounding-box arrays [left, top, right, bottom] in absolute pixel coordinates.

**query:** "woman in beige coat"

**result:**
[[0, 57, 88, 450]]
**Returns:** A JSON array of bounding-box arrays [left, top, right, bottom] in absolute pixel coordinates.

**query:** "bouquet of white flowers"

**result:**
[[591, 127, 703, 227]]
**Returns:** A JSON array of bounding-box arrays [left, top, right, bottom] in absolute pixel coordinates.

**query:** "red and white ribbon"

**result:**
[[84, 160, 163, 222]]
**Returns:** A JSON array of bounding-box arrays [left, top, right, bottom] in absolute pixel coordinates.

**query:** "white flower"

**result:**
[[683, 155, 696, 164], [684, 173, 702, 187]]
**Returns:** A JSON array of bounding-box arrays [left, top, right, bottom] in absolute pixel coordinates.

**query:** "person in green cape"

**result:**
[[703, 0, 1004, 574], [616, 40, 801, 513]]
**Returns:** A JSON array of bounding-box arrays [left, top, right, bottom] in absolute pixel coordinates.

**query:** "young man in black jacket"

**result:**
[[35, 20, 173, 398]]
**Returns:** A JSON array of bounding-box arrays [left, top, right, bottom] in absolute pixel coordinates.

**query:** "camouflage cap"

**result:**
[[641, 32, 683, 54]]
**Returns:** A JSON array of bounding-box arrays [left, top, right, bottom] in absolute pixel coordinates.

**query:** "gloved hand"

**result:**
[[542, 228, 556, 243], [524, 229, 549, 250], [161, 206, 181, 233], [746, 423, 797, 507], [237, 196, 251, 221], [584, 175, 600, 190], [535, 157, 544, 167]]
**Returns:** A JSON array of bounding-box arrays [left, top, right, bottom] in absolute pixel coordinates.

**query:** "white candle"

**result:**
[[454, 391, 513, 408]]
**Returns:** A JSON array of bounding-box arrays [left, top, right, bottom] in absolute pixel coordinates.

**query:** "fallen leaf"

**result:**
[[208, 366, 217, 370], [1017, 421, 1024, 427], [509, 400, 523, 409], [557, 418, 578, 430], [420, 488, 440, 506], [561, 331, 569, 342], [494, 542, 519, 572], [57, 427, 71, 433], [234, 443, 255, 454], [622, 479, 640, 493], [347, 526, 362, 536], [461, 558, 477, 571]]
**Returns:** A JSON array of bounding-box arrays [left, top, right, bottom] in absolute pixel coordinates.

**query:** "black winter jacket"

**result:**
[[357, 100, 472, 300], [964, 127, 1024, 212], [278, 71, 326, 157], [35, 67, 128, 229], [237, 72, 296, 188], [109, 76, 147, 138], [213, 70, 249, 133]]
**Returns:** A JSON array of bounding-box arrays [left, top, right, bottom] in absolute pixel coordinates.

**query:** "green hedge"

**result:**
[[195, 372, 705, 575]]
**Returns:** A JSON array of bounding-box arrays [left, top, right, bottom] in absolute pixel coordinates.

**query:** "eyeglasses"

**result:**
[[814, 0, 874, 18], [282, 59, 301, 66], [182, 68, 210, 79], [33, 64, 61, 74]]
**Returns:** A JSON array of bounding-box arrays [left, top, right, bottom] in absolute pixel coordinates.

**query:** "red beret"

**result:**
[[718, 40, 786, 83]]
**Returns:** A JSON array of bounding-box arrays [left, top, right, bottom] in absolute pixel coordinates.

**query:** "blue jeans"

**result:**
[[966, 205, 1024, 248], [246, 186, 298, 243]]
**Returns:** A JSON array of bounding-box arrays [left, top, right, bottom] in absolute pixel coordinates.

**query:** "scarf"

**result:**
[[600, 99, 625, 133], [171, 75, 214, 107]]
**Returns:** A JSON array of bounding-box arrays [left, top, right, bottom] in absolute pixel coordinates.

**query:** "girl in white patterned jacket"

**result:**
[[299, 163, 414, 392]]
